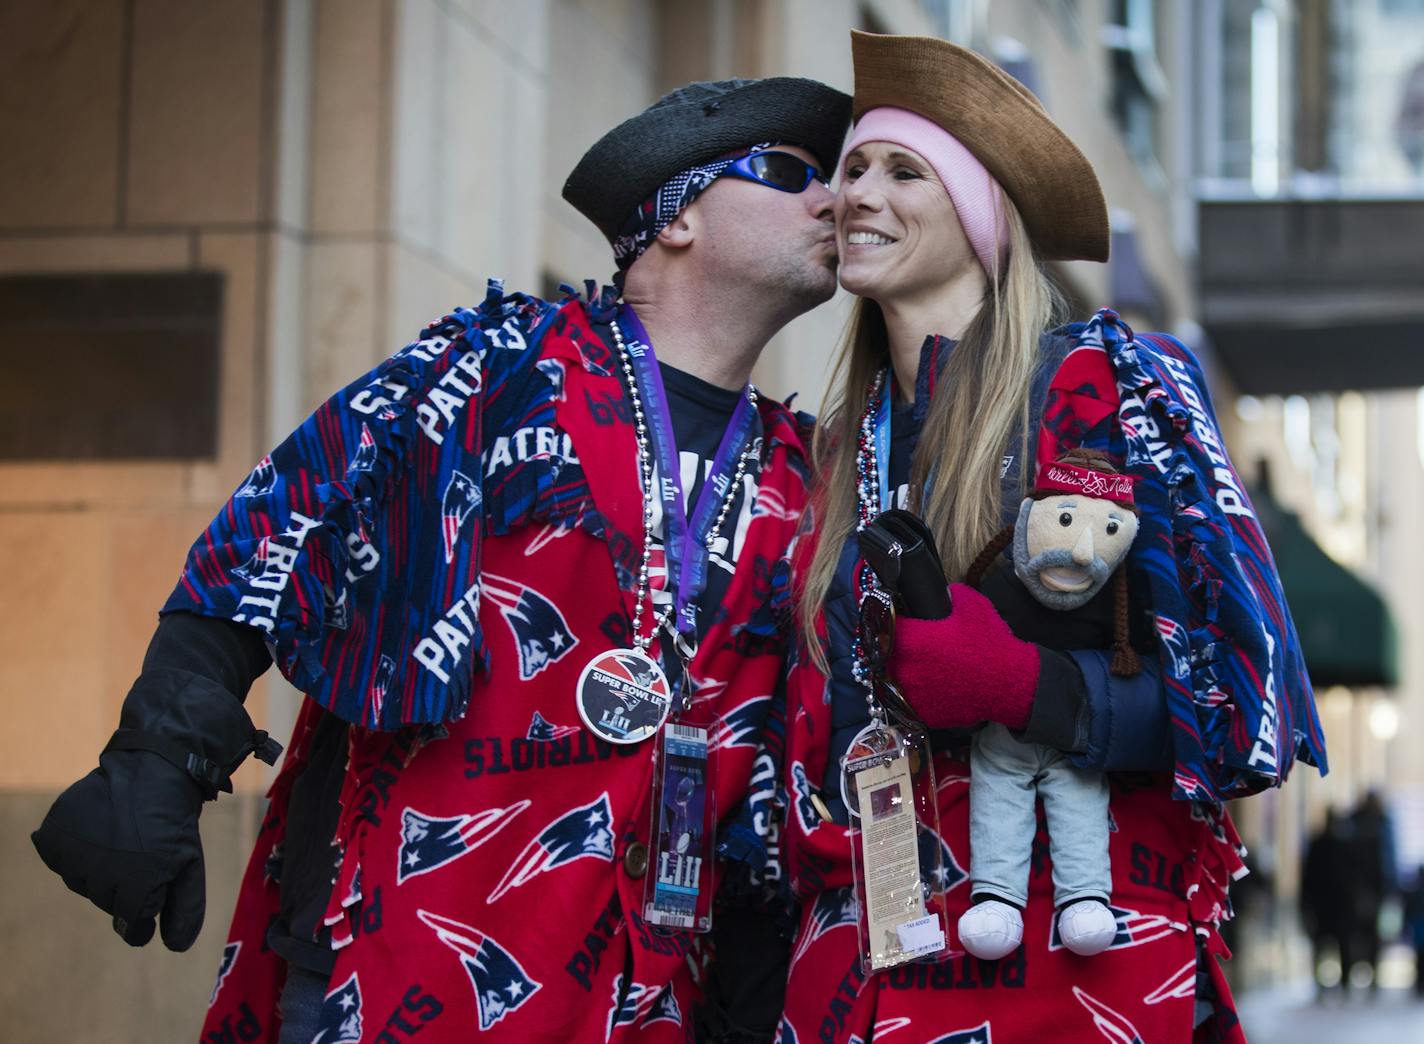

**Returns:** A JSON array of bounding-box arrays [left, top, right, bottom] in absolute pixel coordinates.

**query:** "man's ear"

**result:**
[[656, 209, 697, 252]]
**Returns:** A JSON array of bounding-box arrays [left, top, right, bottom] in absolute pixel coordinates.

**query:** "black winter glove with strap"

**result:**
[[31, 613, 277, 951]]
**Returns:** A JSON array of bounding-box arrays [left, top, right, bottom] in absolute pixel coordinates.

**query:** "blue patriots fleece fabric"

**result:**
[[1075, 310, 1327, 804], [163, 280, 576, 730]]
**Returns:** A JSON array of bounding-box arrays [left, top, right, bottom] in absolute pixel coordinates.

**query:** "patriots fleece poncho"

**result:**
[[170, 281, 811, 1042]]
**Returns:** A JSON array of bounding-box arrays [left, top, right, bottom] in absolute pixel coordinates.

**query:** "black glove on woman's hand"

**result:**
[[32, 663, 279, 950]]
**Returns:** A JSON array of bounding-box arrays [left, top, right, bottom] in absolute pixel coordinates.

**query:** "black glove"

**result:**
[[32, 663, 280, 950]]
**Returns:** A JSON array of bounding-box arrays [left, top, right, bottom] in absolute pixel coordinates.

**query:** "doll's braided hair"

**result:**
[[965, 450, 1141, 677]]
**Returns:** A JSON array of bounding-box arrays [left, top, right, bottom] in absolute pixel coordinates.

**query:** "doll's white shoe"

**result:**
[[1058, 899, 1117, 956], [957, 899, 1023, 959]]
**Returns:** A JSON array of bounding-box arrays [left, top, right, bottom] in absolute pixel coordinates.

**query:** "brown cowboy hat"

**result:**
[[850, 30, 1109, 263]]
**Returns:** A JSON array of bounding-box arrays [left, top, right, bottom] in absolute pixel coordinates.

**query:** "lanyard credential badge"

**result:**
[[841, 722, 948, 971], [643, 722, 716, 932]]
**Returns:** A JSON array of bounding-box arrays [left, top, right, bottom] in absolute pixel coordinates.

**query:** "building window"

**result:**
[[0, 272, 223, 460], [1103, 0, 1168, 182]]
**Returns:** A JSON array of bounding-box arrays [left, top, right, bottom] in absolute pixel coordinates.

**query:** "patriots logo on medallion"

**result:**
[[398, 800, 530, 884], [708, 696, 771, 752], [791, 887, 858, 966], [235, 455, 276, 497], [349, 422, 378, 473], [929, 1022, 993, 1044], [527, 710, 578, 741], [311, 971, 363, 1044], [1072, 986, 1144, 1043], [440, 469, 482, 563], [487, 793, 615, 902], [483, 574, 577, 679], [1048, 903, 1178, 952], [919, 832, 967, 895], [418, 910, 540, 1031], [208, 941, 239, 1007], [643, 986, 682, 1027]]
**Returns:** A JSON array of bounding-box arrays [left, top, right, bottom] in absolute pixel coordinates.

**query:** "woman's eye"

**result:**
[[894, 167, 921, 180], [1106, 520, 1120, 535], [1058, 512, 1073, 527], [844, 165, 865, 179]]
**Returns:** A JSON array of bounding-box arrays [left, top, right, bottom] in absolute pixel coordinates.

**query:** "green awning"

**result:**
[[1255, 492, 1399, 689]]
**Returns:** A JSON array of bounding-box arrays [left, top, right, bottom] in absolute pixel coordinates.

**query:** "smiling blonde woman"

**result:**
[[777, 31, 1323, 1044]]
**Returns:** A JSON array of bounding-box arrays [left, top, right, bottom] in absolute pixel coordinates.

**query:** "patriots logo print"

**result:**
[[323, 584, 349, 630], [1072, 986, 1144, 1043], [919, 831, 967, 895], [441, 469, 481, 564], [1143, 959, 1197, 1005], [929, 1022, 993, 1044], [774, 1019, 799, 1044], [487, 793, 615, 902], [605, 975, 661, 1039], [535, 357, 566, 399], [527, 710, 578, 741], [791, 887, 858, 966], [398, 800, 530, 884], [643, 986, 682, 1028], [208, 941, 239, 1007], [349, 422, 378, 473], [367, 654, 396, 726], [418, 910, 540, 1031], [1153, 615, 1191, 679], [752, 485, 800, 522], [235, 455, 276, 497], [312, 972, 363, 1044], [709, 696, 771, 752], [1048, 903, 1179, 952], [483, 573, 577, 680], [790, 761, 822, 834], [231, 537, 270, 582], [871, 1017, 912, 1037]]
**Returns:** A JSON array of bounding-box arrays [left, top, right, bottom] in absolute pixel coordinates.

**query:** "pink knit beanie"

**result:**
[[841, 106, 1009, 277]]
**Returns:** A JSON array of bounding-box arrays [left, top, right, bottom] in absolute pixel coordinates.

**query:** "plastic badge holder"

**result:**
[[842, 721, 950, 972], [643, 722, 717, 933]]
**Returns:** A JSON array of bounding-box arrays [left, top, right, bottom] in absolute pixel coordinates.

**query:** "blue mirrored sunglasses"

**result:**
[[720, 151, 828, 193]]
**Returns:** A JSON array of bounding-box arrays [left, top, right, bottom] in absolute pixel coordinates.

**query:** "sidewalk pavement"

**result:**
[[1236, 980, 1424, 1042]]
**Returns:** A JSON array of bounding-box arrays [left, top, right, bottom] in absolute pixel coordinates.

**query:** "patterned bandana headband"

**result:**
[[612, 142, 777, 273], [1036, 461, 1136, 506]]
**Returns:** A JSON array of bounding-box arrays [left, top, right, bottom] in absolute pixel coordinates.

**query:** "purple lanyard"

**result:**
[[618, 304, 759, 639]]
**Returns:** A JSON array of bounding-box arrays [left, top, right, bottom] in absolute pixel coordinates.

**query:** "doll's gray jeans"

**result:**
[[969, 722, 1111, 908]]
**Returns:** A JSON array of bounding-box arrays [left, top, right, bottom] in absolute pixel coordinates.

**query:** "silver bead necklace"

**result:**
[[607, 311, 758, 679]]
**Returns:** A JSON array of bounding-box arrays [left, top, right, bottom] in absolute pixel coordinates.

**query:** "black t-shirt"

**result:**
[[271, 359, 751, 974]]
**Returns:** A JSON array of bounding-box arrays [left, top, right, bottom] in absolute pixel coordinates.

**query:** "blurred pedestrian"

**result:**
[[1350, 789, 1398, 993], [1302, 808, 1354, 999], [1401, 866, 1424, 998]]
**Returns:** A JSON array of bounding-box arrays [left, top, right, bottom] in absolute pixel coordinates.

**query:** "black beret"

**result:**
[[563, 77, 852, 243]]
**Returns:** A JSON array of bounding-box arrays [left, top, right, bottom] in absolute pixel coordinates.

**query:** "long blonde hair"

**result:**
[[800, 203, 1062, 668]]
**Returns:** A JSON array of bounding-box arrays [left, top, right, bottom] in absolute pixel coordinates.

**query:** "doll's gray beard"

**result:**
[[1012, 517, 1112, 610]]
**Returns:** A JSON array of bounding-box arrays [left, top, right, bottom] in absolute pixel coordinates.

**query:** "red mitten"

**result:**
[[888, 583, 1039, 730]]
